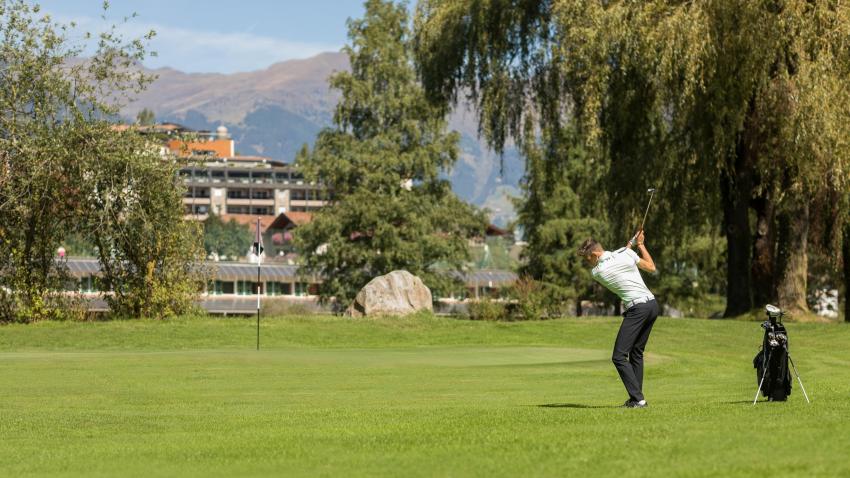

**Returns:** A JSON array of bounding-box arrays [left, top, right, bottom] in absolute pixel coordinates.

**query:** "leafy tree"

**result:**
[[0, 1, 202, 321], [515, 122, 608, 314], [415, 0, 850, 317], [75, 126, 205, 319], [202, 214, 253, 260], [136, 108, 155, 126], [61, 233, 97, 257], [296, 0, 486, 309]]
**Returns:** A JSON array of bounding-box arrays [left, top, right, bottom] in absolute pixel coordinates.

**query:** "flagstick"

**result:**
[[256, 217, 262, 351], [256, 262, 260, 351]]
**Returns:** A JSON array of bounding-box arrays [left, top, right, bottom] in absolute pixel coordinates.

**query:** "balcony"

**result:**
[[251, 191, 274, 200]]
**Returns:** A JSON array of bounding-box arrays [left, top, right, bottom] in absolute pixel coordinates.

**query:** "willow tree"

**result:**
[[415, 0, 850, 316], [295, 0, 486, 309]]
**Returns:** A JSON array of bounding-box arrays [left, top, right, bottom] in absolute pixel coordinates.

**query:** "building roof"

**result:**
[[486, 224, 511, 236], [112, 122, 194, 134], [65, 258, 308, 281], [65, 258, 101, 276], [268, 211, 314, 230], [219, 214, 277, 235], [210, 262, 303, 281], [222, 156, 288, 167], [226, 155, 276, 162], [167, 138, 233, 159], [64, 258, 518, 287]]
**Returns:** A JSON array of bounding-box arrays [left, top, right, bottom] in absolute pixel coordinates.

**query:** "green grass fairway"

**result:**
[[1, 315, 848, 477]]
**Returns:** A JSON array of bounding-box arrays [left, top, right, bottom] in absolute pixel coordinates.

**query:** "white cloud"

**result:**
[[53, 14, 341, 74]]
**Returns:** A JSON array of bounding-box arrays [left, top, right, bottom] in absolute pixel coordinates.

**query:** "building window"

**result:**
[[291, 189, 306, 201], [266, 282, 292, 296], [253, 172, 273, 183], [252, 189, 272, 199], [227, 189, 250, 199], [226, 206, 250, 215], [237, 281, 259, 295], [251, 207, 272, 215], [210, 280, 235, 295], [294, 282, 311, 296], [79, 276, 101, 293], [228, 171, 250, 182], [186, 188, 209, 198]]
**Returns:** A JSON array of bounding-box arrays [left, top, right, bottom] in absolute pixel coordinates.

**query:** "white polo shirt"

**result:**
[[591, 248, 654, 303]]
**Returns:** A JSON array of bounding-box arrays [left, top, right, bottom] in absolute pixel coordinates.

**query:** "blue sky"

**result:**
[[36, 0, 368, 73]]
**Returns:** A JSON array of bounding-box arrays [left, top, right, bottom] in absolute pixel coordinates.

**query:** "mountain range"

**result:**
[[122, 52, 523, 226]]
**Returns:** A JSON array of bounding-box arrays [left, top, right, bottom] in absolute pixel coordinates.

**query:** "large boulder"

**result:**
[[347, 270, 433, 317]]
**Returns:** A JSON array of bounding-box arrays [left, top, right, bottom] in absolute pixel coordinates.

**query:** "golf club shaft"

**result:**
[[639, 191, 655, 232]]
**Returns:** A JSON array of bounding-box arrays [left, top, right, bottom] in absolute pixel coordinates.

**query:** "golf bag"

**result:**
[[753, 306, 792, 401]]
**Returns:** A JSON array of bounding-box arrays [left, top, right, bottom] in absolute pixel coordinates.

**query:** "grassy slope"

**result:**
[[0, 315, 847, 478]]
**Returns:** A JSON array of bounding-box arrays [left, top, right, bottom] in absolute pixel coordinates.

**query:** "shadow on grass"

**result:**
[[725, 400, 796, 405], [474, 359, 610, 369], [537, 403, 620, 409]]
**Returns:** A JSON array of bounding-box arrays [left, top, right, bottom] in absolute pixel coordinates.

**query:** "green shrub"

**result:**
[[509, 277, 573, 320], [261, 300, 316, 317], [466, 299, 508, 321]]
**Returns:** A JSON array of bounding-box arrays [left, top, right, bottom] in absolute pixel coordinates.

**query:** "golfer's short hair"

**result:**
[[577, 238, 602, 256]]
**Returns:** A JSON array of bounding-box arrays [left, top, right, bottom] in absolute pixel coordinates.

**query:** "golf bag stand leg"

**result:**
[[786, 350, 811, 404], [753, 349, 773, 406]]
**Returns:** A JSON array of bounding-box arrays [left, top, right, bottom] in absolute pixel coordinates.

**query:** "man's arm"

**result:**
[[632, 230, 656, 273]]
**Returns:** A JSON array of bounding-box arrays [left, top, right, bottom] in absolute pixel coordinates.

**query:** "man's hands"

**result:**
[[633, 230, 656, 273], [627, 229, 645, 248]]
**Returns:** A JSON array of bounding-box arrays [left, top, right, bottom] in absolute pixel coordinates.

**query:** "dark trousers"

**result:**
[[612, 300, 659, 402]]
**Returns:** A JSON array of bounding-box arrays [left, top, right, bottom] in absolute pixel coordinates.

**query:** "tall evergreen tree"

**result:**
[[136, 108, 156, 126], [515, 122, 608, 314], [296, 0, 486, 309]]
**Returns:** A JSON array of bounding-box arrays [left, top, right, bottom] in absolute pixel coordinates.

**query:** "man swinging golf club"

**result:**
[[579, 231, 658, 408], [578, 191, 659, 408]]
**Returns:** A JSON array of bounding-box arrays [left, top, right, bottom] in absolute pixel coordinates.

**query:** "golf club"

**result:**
[[626, 188, 657, 248], [639, 188, 656, 232]]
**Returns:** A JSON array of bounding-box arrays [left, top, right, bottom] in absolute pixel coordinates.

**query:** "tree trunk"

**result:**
[[776, 200, 809, 315], [751, 191, 777, 307], [720, 169, 752, 317], [844, 225, 850, 323]]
